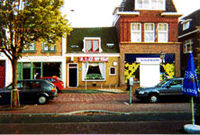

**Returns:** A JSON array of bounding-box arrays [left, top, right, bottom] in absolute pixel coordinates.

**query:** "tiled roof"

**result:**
[[119, 0, 177, 12], [67, 27, 119, 53], [178, 9, 200, 36]]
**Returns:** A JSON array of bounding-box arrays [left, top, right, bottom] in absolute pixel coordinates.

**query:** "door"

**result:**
[[0, 61, 5, 88], [68, 64, 78, 87]]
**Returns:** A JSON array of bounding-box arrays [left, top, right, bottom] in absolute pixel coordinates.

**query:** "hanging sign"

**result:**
[[79, 57, 109, 62]]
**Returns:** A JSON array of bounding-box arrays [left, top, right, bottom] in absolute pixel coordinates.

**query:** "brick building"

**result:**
[[66, 27, 120, 88], [113, 0, 182, 87], [178, 9, 200, 76]]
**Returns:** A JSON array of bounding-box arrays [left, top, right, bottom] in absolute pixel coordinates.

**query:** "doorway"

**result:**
[[0, 61, 5, 88], [68, 64, 78, 87]]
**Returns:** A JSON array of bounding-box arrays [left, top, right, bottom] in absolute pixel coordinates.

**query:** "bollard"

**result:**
[[129, 77, 134, 104]]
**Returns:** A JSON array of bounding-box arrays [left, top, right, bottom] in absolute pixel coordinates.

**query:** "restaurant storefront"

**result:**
[[66, 55, 120, 88]]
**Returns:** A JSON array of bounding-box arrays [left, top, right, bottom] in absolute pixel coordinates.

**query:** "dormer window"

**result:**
[[135, 0, 166, 10], [181, 19, 192, 31], [83, 37, 102, 53]]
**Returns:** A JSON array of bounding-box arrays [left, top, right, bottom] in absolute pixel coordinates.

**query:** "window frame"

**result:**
[[23, 42, 36, 53], [131, 23, 142, 42], [109, 67, 116, 76], [144, 23, 155, 42], [183, 21, 190, 31], [135, 0, 166, 10], [42, 42, 56, 53], [158, 23, 168, 42], [82, 37, 102, 53], [184, 39, 193, 53]]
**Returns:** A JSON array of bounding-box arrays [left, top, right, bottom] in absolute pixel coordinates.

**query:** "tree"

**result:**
[[0, 0, 72, 108]]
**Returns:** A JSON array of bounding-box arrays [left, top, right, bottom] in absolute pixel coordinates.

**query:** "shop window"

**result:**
[[82, 63, 105, 81], [144, 23, 155, 42], [109, 67, 116, 75], [42, 42, 56, 52], [135, 0, 165, 10], [83, 37, 102, 53], [23, 43, 36, 53], [158, 23, 168, 42], [131, 23, 141, 42]]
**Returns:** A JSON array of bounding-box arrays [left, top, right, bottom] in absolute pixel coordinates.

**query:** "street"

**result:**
[[0, 91, 192, 134]]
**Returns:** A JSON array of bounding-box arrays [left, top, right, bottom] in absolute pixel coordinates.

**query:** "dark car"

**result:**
[[134, 78, 186, 103], [0, 79, 57, 104], [40, 76, 64, 92]]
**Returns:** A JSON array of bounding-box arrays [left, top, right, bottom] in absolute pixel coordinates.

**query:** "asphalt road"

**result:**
[[0, 112, 191, 134]]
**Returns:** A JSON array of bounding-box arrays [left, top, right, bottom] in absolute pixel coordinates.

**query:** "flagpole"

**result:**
[[191, 96, 195, 125]]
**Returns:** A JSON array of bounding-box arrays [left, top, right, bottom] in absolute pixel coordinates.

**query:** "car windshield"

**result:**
[[156, 79, 169, 87]]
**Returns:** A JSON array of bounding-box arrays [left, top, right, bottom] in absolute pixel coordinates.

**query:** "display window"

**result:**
[[82, 63, 106, 81]]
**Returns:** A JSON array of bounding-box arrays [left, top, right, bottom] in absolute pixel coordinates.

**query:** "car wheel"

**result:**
[[149, 94, 158, 103], [38, 96, 47, 104]]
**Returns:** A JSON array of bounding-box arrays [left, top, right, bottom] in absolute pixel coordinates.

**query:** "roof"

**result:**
[[178, 9, 200, 36], [67, 27, 119, 53], [119, 0, 177, 12]]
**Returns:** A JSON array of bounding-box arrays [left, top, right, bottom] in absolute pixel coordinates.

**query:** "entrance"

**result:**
[[0, 61, 5, 88], [68, 64, 78, 87]]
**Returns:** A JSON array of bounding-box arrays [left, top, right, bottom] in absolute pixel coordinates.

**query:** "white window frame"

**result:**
[[144, 23, 155, 42], [43, 42, 56, 52], [135, 0, 166, 10], [158, 23, 168, 42], [82, 62, 106, 81], [131, 23, 142, 42], [109, 67, 116, 76], [82, 37, 102, 53], [184, 39, 193, 53], [23, 43, 36, 52], [183, 21, 190, 31]]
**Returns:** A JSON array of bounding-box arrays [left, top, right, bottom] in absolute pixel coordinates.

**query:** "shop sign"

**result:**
[[79, 57, 109, 62]]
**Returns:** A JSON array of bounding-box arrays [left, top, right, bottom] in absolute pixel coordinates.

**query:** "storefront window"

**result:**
[[82, 63, 105, 81]]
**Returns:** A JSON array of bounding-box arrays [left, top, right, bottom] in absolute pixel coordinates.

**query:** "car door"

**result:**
[[166, 79, 183, 96]]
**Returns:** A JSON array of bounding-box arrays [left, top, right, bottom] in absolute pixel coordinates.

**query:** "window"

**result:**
[[83, 37, 102, 53], [183, 21, 190, 31], [82, 63, 105, 81], [144, 23, 155, 42], [23, 43, 36, 52], [131, 23, 142, 42], [109, 67, 116, 75], [42, 42, 56, 52], [184, 39, 193, 53], [135, 0, 165, 10], [158, 23, 168, 42]]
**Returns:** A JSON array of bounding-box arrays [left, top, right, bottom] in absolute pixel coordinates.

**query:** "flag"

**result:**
[[183, 53, 200, 97]]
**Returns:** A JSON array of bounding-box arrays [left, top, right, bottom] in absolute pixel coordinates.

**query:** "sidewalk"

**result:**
[[0, 89, 191, 115]]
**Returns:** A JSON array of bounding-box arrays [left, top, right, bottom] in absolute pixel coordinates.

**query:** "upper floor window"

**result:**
[[42, 42, 56, 52], [183, 22, 190, 31], [131, 23, 142, 42], [184, 39, 193, 53], [23, 43, 36, 53], [135, 0, 165, 10], [158, 23, 168, 42], [83, 37, 102, 53], [144, 23, 155, 42]]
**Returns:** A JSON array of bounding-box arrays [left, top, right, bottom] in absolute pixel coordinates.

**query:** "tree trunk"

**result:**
[[11, 58, 20, 108]]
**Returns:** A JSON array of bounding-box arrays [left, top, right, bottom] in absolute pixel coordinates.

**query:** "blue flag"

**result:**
[[183, 53, 200, 97]]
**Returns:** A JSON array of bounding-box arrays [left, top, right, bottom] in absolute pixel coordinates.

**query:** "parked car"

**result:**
[[40, 76, 64, 92], [134, 78, 187, 103], [0, 79, 57, 104]]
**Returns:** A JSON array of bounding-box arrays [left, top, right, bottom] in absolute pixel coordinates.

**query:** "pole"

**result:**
[[129, 85, 133, 104], [191, 96, 195, 125]]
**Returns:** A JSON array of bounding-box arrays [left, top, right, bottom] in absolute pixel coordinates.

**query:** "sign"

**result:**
[[79, 57, 109, 62], [183, 53, 200, 97], [136, 58, 161, 64]]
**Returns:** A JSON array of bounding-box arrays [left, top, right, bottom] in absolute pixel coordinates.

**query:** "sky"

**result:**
[[62, 0, 200, 27]]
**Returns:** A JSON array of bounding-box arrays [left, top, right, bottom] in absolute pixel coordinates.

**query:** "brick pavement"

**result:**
[[0, 92, 191, 115]]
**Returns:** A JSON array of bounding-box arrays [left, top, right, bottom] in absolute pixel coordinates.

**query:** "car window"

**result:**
[[169, 80, 183, 88], [51, 79, 57, 83], [23, 81, 41, 89]]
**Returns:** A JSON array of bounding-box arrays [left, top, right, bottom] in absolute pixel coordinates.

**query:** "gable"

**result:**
[[67, 27, 119, 53]]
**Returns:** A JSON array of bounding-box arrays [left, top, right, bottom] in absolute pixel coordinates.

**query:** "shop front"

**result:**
[[66, 55, 120, 88], [17, 56, 66, 87]]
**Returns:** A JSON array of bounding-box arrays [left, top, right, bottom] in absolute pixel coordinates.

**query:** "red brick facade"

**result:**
[[115, 11, 181, 85]]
